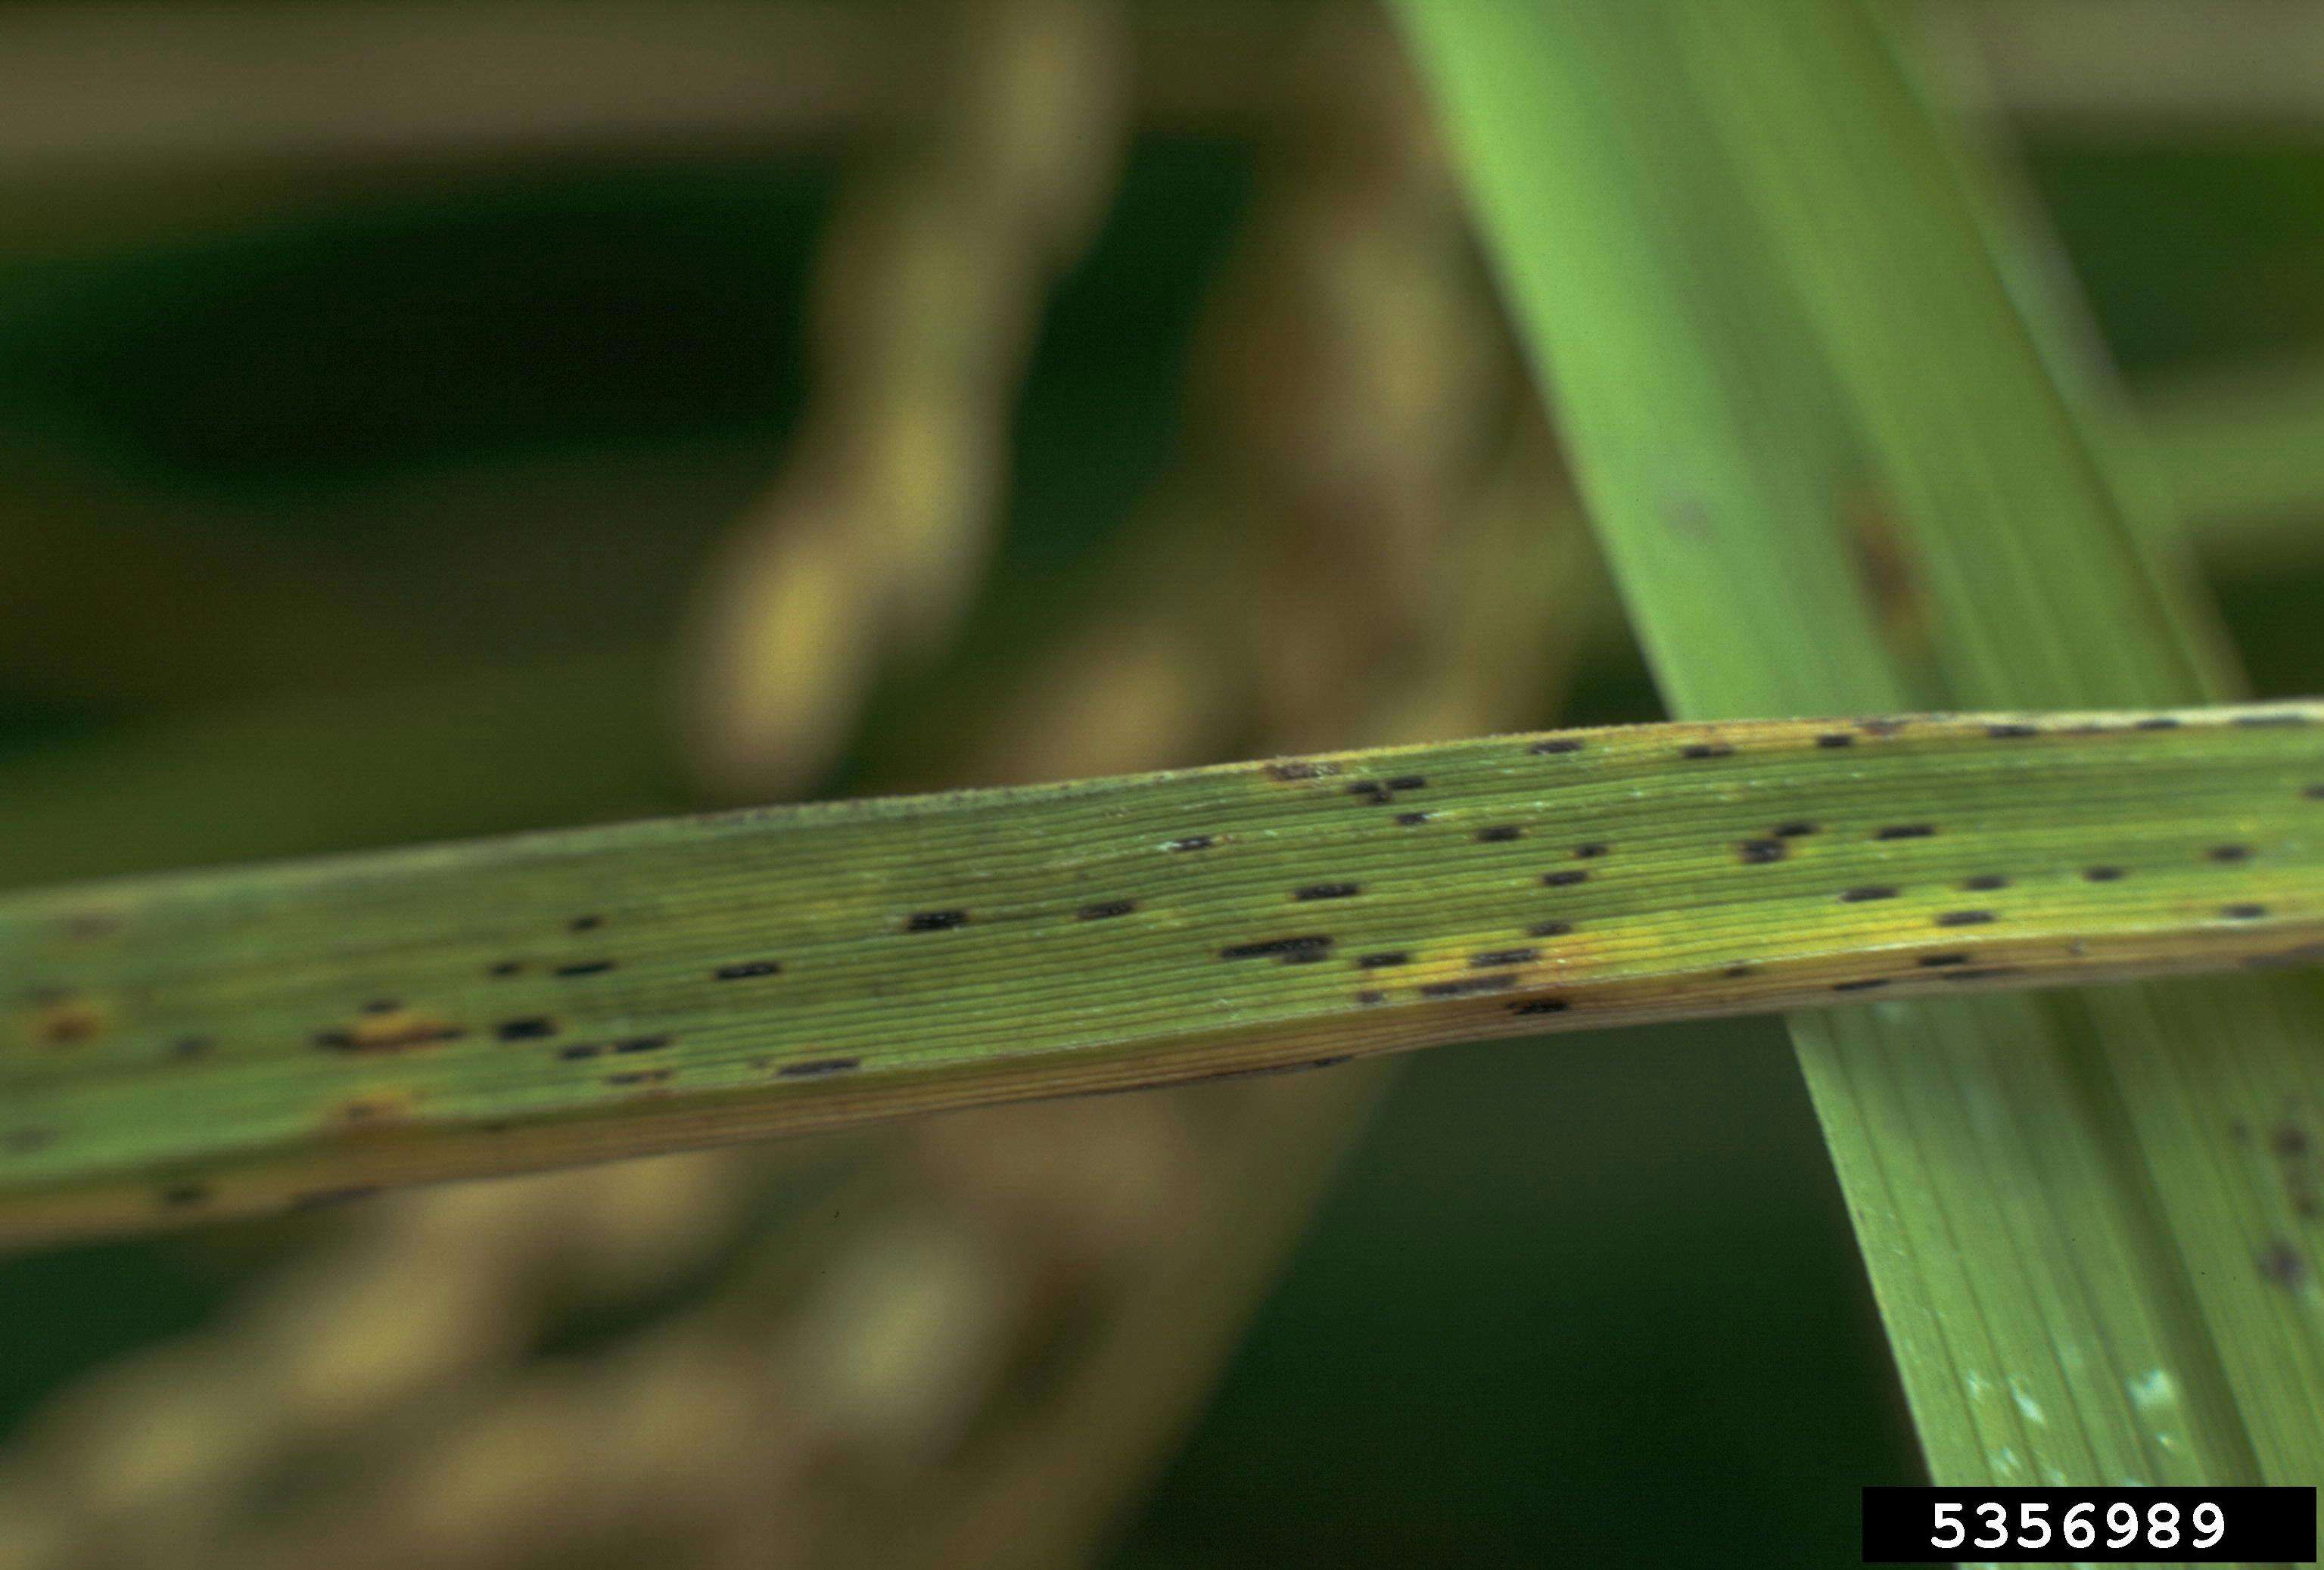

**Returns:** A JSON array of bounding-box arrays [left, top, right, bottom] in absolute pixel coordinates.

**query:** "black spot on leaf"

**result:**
[[1470, 948, 1539, 968], [779, 1056, 860, 1078], [1221, 935, 1333, 962]]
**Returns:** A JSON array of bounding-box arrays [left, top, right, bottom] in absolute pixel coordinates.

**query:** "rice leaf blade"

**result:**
[[5, 705, 2320, 1245]]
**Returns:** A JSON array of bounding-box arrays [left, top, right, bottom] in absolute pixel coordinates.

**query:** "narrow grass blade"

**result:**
[[1401, 0, 2324, 1497], [4, 704, 2322, 1244]]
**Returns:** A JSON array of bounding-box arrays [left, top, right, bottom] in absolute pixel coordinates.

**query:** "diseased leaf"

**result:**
[[5, 704, 2322, 1244]]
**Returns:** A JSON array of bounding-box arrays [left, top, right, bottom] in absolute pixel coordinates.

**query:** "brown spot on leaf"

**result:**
[[2257, 1239, 2308, 1289], [1843, 486, 1931, 654], [31, 996, 106, 1047]]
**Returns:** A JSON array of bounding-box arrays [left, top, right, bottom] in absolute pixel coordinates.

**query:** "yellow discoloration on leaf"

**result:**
[[316, 1009, 468, 1055]]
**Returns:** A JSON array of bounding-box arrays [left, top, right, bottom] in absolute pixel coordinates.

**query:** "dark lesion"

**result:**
[[1418, 975, 1519, 1000], [30, 995, 107, 1047], [1469, 948, 1539, 968], [777, 1056, 861, 1079], [1220, 935, 1334, 963]]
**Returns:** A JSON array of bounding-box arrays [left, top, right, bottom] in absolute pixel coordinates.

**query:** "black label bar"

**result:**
[[1862, 1486, 2316, 1563]]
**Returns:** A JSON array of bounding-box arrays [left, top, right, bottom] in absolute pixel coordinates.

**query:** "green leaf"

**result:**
[[5, 704, 2322, 1245], [1400, 0, 2324, 1497]]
